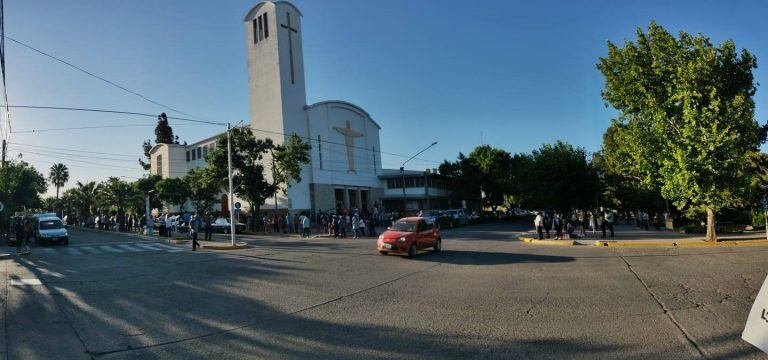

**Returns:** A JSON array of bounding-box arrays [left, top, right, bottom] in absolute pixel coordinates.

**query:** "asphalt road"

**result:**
[[0, 221, 766, 359]]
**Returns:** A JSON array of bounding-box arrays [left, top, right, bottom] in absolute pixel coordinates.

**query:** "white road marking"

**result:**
[[64, 247, 84, 255], [11, 279, 42, 285], [152, 243, 185, 252], [117, 244, 147, 252], [135, 244, 164, 251], [79, 246, 103, 255], [99, 245, 125, 253]]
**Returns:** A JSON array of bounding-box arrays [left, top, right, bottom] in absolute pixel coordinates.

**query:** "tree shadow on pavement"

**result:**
[[415, 250, 575, 266]]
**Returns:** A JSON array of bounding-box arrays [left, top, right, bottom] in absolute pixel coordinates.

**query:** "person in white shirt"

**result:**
[[301, 214, 311, 238], [534, 212, 544, 240]]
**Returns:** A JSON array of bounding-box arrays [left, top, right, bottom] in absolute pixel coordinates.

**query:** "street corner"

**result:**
[[199, 242, 249, 250], [518, 236, 577, 246]]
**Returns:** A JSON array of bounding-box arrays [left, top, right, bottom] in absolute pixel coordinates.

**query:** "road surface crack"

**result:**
[[620, 255, 708, 359]]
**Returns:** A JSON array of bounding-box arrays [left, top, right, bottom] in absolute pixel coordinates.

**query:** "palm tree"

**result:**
[[49, 163, 69, 199], [98, 177, 142, 230]]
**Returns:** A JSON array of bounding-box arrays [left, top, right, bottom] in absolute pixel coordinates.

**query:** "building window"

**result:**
[[186, 151, 190, 162], [263, 13, 269, 38], [254, 13, 269, 44], [203, 145, 209, 157], [156, 155, 163, 176], [317, 135, 323, 169], [191, 149, 196, 161], [372, 146, 376, 173], [197, 147, 202, 159]]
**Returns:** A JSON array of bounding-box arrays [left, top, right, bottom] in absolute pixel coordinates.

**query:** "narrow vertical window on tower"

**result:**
[[318, 135, 323, 169], [253, 18, 259, 44], [372, 146, 376, 174], [258, 16, 264, 41], [263, 13, 269, 38]]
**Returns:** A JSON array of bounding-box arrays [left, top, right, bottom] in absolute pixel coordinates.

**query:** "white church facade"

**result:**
[[150, 1, 450, 215]]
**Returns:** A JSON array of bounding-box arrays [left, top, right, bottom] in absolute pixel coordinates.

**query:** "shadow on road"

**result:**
[[416, 249, 575, 266]]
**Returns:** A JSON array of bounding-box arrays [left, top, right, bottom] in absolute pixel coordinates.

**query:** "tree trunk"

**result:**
[[705, 207, 717, 242], [250, 206, 260, 231]]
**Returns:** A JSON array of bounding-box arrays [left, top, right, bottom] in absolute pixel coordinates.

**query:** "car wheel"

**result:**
[[224, 228, 230, 234], [378, 251, 388, 256], [434, 239, 441, 252], [63, 239, 69, 246], [407, 243, 417, 258]]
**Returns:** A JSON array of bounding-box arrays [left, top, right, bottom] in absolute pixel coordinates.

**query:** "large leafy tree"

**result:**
[[597, 22, 762, 241], [155, 177, 191, 213], [205, 128, 310, 226], [134, 175, 163, 212], [184, 168, 220, 214], [467, 145, 512, 212], [61, 181, 100, 219], [515, 142, 599, 212], [0, 161, 46, 231], [439, 153, 481, 210], [49, 163, 69, 199], [97, 177, 142, 229]]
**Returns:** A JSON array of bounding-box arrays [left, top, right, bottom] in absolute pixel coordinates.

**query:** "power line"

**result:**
[[12, 122, 210, 134], [8, 141, 139, 158], [17, 149, 140, 170], [8, 145, 138, 163], [8, 105, 224, 126], [4, 35, 208, 121]]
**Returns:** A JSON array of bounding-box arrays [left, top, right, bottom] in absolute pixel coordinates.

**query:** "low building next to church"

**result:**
[[150, 1, 450, 215]]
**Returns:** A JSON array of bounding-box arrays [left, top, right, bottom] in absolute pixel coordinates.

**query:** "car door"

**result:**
[[417, 220, 433, 249]]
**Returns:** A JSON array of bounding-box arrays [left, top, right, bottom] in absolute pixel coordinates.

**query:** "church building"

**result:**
[[150, 1, 450, 215]]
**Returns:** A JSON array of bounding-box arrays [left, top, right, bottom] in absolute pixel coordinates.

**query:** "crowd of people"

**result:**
[[533, 209, 616, 240]]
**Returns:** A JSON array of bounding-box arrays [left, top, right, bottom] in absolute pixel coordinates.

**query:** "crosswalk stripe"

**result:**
[[64, 247, 83, 255], [98, 245, 125, 253], [135, 244, 164, 251], [117, 244, 147, 252], [152, 243, 185, 252], [79, 246, 103, 255]]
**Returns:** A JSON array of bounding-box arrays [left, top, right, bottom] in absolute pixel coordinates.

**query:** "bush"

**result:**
[[751, 210, 766, 228]]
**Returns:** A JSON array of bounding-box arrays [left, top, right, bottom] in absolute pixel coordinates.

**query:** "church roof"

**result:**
[[306, 100, 382, 130], [243, 1, 303, 22]]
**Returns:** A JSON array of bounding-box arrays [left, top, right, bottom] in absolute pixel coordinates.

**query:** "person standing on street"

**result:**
[[190, 214, 201, 251], [553, 212, 564, 240], [543, 212, 552, 239], [599, 211, 607, 238], [301, 213, 311, 238], [204, 213, 213, 241], [589, 211, 597, 236], [534, 212, 544, 240], [605, 210, 615, 237]]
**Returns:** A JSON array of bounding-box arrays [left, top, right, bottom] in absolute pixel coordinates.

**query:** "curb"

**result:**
[[519, 237, 577, 246], [200, 242, 249, 250]]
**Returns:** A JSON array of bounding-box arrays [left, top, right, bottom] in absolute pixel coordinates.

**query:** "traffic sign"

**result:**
[[234, 202, 241, 210]]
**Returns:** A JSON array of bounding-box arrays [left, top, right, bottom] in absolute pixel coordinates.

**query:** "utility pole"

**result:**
[[1, 139, 6, 167], [227, 123, 236, 246]]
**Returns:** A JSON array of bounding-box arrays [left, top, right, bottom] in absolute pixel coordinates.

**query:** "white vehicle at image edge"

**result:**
[[34, 214, 69, 245]]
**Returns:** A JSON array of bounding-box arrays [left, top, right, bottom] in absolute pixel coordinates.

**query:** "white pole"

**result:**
[[227, 123, 236, 246]]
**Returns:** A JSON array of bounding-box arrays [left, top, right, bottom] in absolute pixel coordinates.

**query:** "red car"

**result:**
[[377, 217, 442, 258]]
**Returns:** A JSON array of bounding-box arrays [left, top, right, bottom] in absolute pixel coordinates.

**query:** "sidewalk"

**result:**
[[522, 224, 768, 245]]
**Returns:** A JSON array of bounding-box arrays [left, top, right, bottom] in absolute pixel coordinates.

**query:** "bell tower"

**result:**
[[243, 1, 307, 144], [243, 1, 311, 211]]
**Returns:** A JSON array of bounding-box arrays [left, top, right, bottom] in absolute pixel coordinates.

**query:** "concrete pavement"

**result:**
[[0, 222, 765, 359]]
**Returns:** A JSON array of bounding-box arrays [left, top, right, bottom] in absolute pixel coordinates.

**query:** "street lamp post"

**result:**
[[227, 123, 236, 246], [145, 190, 155, 236], [400, 142, 437, 215]]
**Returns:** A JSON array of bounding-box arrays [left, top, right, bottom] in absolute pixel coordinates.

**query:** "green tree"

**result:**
[[205, 129, 310, 227], [0, 160, 46, 231], [467, 145, 512, 212], [184, 168, 220, 213], [134, 175, 163, 212], [515, 142, 599, 213], [155, 177, 191, 213], [597, 22, 762, 241], [49, 163, 69, 199], [138, 139, 152, 171], [439, 153, 481, 210], [155, 113, 178, 144], [97, 177, 142, 230]]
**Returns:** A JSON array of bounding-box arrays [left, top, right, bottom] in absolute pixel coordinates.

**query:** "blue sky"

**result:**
[[4, 0, 768, 195]]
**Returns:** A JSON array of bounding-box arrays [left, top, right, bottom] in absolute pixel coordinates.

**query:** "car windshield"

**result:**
[[39, 220, 64, 230], [214, 218, 229, 225], [391, 221, 416, 232]]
